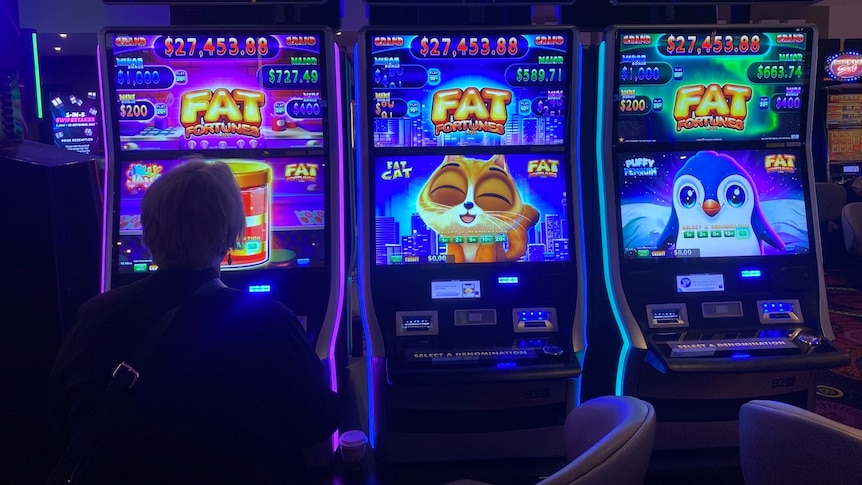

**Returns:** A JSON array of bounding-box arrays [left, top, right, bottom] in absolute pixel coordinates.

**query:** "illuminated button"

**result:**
[[542, 345, 564, 356]]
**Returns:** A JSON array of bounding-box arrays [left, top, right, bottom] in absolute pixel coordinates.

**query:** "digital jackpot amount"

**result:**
[[369, 32, 570, 148], [110, 33, 325, 151], [614, 30, 811, 144]]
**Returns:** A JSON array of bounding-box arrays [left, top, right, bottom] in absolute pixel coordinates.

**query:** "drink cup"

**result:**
[[339, 430, 368, 470]]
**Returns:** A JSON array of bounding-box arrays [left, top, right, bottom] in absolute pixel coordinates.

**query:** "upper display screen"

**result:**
[[105, 32, 326, 152], [611, 0, 813, 3], [618, 148, 810, 260], [613, 28, 813, 144], [364, 0, 571, 3], [367, 31, 571, 148]]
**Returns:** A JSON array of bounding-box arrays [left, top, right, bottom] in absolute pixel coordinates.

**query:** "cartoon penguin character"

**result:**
[[656, 151, 784, 257]]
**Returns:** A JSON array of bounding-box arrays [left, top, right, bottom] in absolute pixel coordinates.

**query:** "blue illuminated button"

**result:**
[[542, 345, 564, 356], [427, 68, 441, 86], [740, 268, 762, 279], [407, 100, 421, 117], [297, 258, 310, 266]]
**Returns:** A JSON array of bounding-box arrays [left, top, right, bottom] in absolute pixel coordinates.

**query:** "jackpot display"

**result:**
[[117, 157, 326, 274], [374, 153, 570, 266], [613, 28, 813, 144], [367, 32, 571, 148], [105, 32, 325, 151], [617, 149, 810, 260]]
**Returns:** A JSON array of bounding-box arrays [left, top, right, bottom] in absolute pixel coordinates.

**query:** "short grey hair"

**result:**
[[141, 159, 246, 270]]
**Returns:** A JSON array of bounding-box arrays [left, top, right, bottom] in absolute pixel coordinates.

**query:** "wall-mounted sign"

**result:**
[[826, 52, 862, 82], [50, 92, 101, 155]]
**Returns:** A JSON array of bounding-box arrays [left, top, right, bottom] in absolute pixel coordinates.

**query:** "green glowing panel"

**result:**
[[613, 28, 813, 144]]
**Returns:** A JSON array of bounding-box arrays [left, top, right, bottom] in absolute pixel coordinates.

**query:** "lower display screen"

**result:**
[[618, 148, 811, 259], [117, 157, 326, 274], [373, 152, 571, 266]]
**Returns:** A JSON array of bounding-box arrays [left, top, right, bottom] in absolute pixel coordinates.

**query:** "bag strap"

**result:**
[[47, 278, 227, 484]]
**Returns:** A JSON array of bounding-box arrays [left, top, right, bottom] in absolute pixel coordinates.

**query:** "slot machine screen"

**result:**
[[103, 32, 326, 152], [616, 149, 811, 260], [366, 30, 575, 266], [373, 153, 570, 265], [613, 28, 814, 144], [117, 157, 326, 274], [367, 31, 571, 148]]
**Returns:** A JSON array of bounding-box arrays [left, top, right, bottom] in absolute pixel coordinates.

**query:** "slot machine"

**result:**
[[356, 27, 585, 463], [98, 27, 346, 395], [818, 45, 862, 183], [597, 25, 849, 451]]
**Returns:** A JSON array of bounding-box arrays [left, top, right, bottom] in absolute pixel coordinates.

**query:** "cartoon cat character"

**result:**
[[417, 154, 539, 263]]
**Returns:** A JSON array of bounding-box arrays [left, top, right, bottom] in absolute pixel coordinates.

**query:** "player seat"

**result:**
[[842, 202, 862, 258], [739, 399, 862, 485], [446, 395, 656, 485], [816, 182, 847, 228]]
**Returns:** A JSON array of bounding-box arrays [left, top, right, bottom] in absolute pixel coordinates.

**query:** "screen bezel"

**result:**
[[361, 26, 580, 271], [100, 27, 336, 288], [604, 25, 819, 269], [611, 26, 816, 148]]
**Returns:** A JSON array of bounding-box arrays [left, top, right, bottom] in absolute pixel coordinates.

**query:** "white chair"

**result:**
[[739, 400, 862, 485], [842, 202, 862, 257], [447, 395, 656, 485], [816, 182, 847, 225]]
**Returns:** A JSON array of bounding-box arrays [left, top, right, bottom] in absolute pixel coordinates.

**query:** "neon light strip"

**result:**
[[596, 41, 632, 396], [31, 33, 43, 119], [329, 42, 346, 452], [354, 42, 376, 448], [96, 41, 110, 293], [574, 36, 586, 405]]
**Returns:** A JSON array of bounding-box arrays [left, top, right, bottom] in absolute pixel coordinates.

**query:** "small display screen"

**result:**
[[50, 92, 102, 155], [676, 273, 725, 293], [367, 31, 571, 148], [105, 32, 326, 152], [613, 28, 813, 144], [117, 157, 325, 274], [431, 280, 482, 299], [374, 152, 570, 265], [618, 149, 810, 259]]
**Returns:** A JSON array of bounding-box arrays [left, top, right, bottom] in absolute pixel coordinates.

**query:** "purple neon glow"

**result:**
[[328, 41, 346, 452], [97, 41, 110, 294]]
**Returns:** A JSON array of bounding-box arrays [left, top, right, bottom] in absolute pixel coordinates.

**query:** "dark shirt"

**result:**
[[49, 268, 336, 484]]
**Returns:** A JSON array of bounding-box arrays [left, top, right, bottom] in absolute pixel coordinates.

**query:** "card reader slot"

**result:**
[[402, 316, 433, 332], [395, 311, 439, 337], [646, 304, 689, 328]]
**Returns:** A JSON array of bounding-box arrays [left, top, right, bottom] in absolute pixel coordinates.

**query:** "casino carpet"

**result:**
[[814, 268, 862, 429]]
